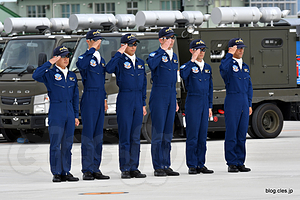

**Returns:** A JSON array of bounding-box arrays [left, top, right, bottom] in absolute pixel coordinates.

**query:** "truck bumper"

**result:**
[[104, 114, 118, 130], [207, 114, 226, 132], [0, 115, 48, 129]]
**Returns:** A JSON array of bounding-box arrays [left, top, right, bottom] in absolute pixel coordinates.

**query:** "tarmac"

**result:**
[[0, 121, 299, 200]]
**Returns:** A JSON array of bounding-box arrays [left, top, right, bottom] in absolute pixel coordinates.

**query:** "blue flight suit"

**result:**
[[147, 47, 178, 170], [219, 53, 253, 166], [76, 48, 106, 173], [180, 61, 213, 169], [32, 62, 79, 175], [106, 52, 147, 172]]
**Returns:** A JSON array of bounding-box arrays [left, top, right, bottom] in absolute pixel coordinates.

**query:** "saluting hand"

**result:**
[[91, 39, 102, 49], [118, 44, 128, 54], [161, 39, 172, 51], [191, 49, 200, 62], [228, 45, 237, 55], [49, 56, 61, 64]]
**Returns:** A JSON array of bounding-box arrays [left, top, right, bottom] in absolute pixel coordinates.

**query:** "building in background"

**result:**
[[0, 0, 298, 25]]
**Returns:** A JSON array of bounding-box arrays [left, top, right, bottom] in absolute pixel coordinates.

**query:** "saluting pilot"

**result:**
[[76, 30, 110, 180], [180, 39, 214, 175], [32, 46, 79, 182], [106, 34, 147, 179], [219, 38, 253, 173], [147, 27, 180, 177]]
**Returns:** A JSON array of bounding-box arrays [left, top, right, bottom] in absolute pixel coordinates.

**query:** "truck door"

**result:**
[[200, 30, 239, 90], [249, 29, 289, 88]]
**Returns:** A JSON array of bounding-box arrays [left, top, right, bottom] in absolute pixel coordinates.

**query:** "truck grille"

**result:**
[[1, 96, 31, 105], [2, 110, 30, 116]]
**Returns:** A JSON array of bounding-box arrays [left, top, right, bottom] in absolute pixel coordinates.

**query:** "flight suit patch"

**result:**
[[244, 68, 249, 73], [102, 63, 105, 67], [124, 61, 132, 69], [174, 60, 178, 63], [69, 77, 75, 81], [138, 65, 144, 69], [192, 67, 199, 73], [232, 65, 239, 72], [162, 56, 168, 63], [180, 65, 185, 69], [150, 53, 156, 57], [205, 69, 210, 73], [90, 59, 97, 67], [54, 73, 62, 81]]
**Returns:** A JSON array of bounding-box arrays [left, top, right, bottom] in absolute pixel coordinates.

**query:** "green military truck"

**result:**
[[0, 17, 83, 142], [1, 7, 299, 143]]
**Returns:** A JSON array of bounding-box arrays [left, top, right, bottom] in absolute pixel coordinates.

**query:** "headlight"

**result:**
[[106, 93, 117, 114], [186, 24, 195, 34], [33, 93, 49, 114]]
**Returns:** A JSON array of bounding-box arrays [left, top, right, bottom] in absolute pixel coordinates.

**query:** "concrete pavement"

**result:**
[[0, 121, 299, 200]]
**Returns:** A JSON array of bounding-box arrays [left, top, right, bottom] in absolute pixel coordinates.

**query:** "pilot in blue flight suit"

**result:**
[[147, 27, 180, 177], [32, 46, 79, 182], [219, 38, 253, 173], [106, 34, 147, 179], [180, 39, 214, 175], [76, 30, 110, 180]]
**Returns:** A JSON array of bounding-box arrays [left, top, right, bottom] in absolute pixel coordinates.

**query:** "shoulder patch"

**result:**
[[180, 65, 185, 69], [79, 56, 83, 59], [150, 52, 156, 57]]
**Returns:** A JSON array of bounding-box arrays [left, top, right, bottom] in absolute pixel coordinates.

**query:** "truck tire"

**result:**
[[1, 129, 21, 142], [251, 103, 283, 138], [142, 112, 152, 143], [26, 129, 49, 143], [247, 126, 260, 139]]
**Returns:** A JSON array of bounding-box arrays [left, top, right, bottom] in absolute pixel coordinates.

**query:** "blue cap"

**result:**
[[86, 29, 104, 40], [228, 38, 246, 48], [159, 27, 175, 38], [189, 39, 207, 49], [53, 45, 70, 57], [121, 34, 140, 44]]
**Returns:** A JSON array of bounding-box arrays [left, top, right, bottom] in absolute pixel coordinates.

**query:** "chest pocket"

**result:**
[[89, 68, 100, 75], [159, 65, 171, 71]]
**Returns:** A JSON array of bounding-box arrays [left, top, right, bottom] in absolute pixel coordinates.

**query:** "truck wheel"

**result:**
[[1, 129, 21, 142], [252, 103, 283, 138], [142, 112, 152, 143], [247, 126, 260, 139], [26, 129, 49, 143]]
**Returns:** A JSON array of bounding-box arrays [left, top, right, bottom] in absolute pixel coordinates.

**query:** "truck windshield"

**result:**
[[69, 37, 160, 72], [0, 39, 55, 73]]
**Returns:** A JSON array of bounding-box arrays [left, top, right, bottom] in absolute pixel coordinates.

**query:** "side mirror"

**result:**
[[38, 53, 47, 67], [26, 65, 35, 73]]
